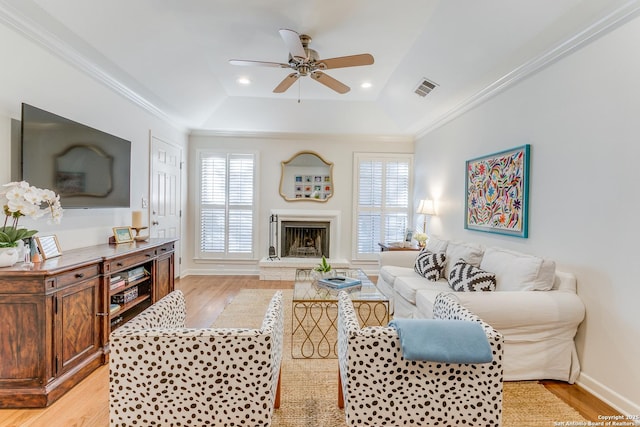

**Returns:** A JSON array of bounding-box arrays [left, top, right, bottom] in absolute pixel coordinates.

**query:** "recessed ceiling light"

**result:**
[[360, 82, 372, 89], [237, 77, 251, 85]]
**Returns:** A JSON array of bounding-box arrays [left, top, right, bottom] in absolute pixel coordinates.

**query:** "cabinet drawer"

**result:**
[[108, 250, 155, 273], [156, 242, 175, 255], [57, 264, 100, 288]]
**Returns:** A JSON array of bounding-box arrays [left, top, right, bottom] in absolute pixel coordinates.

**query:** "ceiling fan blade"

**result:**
[[273, 72, 300, 93], [318, 53, 374, 70], [311, 71, 350, 94], [229, 59, 289, 68], [279, 28, 306, 60]]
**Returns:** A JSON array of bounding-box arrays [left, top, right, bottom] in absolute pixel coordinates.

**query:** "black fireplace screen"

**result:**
[[281, 221, 330, 258]]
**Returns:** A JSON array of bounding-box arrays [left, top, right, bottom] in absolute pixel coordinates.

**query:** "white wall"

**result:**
[[186, 133, 413, 275], [415, 15, 640, 415], [0, 21, 187, 250]]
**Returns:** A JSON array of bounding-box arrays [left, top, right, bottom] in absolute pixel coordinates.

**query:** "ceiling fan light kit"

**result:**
[[229, 28, 374, 95]]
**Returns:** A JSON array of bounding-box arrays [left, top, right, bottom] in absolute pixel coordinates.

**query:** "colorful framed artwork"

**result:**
[[465, 144, 530, 238]]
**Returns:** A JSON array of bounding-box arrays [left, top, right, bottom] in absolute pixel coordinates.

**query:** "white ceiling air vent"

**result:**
[[414, 78, 438, 97]]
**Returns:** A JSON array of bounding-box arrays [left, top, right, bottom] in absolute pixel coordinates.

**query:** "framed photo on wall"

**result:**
[[113, 226, 134, 243], [465, 144, 530, 238]]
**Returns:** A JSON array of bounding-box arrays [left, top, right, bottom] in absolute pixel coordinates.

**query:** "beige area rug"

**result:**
[[212, 289, 588, 427]]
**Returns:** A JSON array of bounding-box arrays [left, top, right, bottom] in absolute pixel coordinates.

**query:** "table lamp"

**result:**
[[416, 199, 436, 234]]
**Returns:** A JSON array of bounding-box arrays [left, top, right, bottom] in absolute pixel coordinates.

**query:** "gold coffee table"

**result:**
[[292, 269, 389, 359]]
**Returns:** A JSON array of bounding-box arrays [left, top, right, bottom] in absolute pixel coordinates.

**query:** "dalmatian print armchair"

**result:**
[[337, 291, 504, 426], [109, 290, 284, 427]]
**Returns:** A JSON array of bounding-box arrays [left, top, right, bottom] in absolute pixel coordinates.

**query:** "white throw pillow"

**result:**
[[443, 241, 484, 279], [479, 247, 556, 291], [425, 236, 448, 253]]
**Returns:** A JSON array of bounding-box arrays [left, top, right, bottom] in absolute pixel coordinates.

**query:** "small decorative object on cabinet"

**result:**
[[34, 235, 62, 260], [0, 238, 176, 408], [112, 226, 134, 243]]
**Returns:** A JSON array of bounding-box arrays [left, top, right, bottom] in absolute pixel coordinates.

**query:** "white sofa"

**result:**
[[377, 236, 585, 383]]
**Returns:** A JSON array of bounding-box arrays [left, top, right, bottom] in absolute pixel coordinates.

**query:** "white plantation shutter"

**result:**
[[198, 151, 256, 258], [354, 154, 413, 259]]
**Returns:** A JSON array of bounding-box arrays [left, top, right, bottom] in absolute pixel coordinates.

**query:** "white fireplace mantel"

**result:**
[[271, 209, 341, 259], [259, 209, 346, 280]]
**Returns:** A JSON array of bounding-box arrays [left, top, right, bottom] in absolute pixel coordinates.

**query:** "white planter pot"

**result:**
[[0, 247, 20, 267]]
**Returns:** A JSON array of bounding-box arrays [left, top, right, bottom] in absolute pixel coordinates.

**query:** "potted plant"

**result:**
[[0, 181, 63, 267], [313, 255, 334, 280], [414, 232, 428, 248]]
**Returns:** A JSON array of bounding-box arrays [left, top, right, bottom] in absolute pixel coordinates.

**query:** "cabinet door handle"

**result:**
[[117, 262, 124, 267], [146, 254, 152, 258], [96, 312, 109, 316], [75, 273, 84, 279], [152, 221, 159, 226]]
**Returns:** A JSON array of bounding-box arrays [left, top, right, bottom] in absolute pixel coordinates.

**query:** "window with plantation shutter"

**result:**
[[197, 151, 257, 259], [353, 153, 413, 259]]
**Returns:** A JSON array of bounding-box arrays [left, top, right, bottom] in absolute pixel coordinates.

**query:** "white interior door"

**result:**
[[150, 135, 182, 276]]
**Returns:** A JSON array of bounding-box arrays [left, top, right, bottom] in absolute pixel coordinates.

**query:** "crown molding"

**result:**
[[0, 1, 186, 132], [415, 0, 640, 139], [189, 128, 414, 143]]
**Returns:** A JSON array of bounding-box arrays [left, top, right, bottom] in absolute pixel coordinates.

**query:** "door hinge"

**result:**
[[179, 257, 182, 265]]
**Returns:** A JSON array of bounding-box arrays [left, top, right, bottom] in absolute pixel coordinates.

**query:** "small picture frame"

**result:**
[[112, 226, 134, 244], [35, 235, 62, 260], [404, 228, 414, 243]]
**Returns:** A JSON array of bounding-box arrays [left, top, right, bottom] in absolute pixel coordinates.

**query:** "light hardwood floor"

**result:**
[[0, 275, 621, 426]]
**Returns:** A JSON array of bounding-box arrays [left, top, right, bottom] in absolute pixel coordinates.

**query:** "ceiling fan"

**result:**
[[229, 29, 374, 94]]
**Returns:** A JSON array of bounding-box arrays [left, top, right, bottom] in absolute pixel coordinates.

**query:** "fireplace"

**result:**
[[260, 210, 345, 280], [281, 221, 330, 258]]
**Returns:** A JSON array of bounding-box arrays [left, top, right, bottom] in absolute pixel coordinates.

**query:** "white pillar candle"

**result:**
[[132, 211, 143, 228]]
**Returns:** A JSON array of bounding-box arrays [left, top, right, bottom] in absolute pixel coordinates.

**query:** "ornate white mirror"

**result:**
[[279, 151, 333, 202]]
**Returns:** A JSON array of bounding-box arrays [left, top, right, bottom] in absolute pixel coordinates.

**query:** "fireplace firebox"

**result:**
[[281, 221, 330, 258]]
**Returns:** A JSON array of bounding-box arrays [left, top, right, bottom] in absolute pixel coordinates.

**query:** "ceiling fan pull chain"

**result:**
[[298, 78, 301, 103]]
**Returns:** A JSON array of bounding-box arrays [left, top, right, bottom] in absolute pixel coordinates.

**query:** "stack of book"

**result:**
[[318, 276, 362, 290], [124, 266, 147, 283], [110, 275, 126, 292], [109, 303, 121, 314]]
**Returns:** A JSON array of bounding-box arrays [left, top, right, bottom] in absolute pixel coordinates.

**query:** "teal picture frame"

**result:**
[[464, 144, 530, 238]]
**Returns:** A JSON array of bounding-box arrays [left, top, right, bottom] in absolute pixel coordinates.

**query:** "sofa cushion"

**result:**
[[379, 265, 415, 287], [479, 247, 556, 291], [443, 241, 484, 279], [414, 250, 446, 281], [448, 260, 497, 292], [425, 236, 448, 253], [395, 276, 450, 304]]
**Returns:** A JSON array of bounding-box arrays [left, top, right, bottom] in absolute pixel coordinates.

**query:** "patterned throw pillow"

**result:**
[[448, 259, 497, 292], [414, 250, 447, 281]]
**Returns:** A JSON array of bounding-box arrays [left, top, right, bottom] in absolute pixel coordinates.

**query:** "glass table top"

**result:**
[[293, 268, 387, 302]]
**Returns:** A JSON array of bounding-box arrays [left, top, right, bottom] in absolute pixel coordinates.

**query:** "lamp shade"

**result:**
[[417, 199, 436, 216]]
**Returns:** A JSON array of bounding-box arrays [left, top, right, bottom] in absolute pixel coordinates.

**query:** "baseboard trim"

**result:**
[[577, 373, 640, 420]]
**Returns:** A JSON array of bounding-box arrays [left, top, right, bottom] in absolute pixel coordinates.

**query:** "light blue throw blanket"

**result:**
[[388, 319, 493, 363]]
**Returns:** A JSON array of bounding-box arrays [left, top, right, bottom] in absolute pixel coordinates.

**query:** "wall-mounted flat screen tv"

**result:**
[[21, 103, 131, 208]]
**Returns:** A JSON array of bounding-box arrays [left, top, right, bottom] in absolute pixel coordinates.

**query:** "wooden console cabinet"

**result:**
[[0, 238, 176, 408]]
